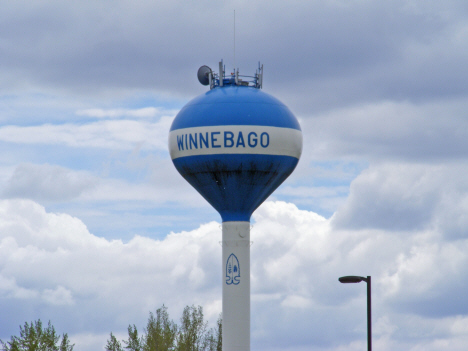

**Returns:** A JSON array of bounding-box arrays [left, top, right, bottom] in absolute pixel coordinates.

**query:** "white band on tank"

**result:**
[[169, 125, 302, 160]]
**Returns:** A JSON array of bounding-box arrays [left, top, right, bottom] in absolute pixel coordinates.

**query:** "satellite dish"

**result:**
[[197, 65, 212, 86]]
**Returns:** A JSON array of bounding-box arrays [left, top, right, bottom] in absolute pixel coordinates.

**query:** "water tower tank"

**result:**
[[169, 61, 302, 351]]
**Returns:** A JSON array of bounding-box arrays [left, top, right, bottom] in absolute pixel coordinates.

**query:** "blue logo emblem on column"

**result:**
[[226, 254, 240, 285]]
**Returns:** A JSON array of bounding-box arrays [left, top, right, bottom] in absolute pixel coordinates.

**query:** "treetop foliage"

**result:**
[[0, 319, 74, 351], [106, 305, 221, 351], [1, 305, 219, 351]]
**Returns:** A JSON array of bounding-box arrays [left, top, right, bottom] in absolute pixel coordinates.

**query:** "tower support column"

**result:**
[[222, 221, 250, 351]]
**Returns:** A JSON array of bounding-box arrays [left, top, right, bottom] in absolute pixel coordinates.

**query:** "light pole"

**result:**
[[338, 275, 371, 351]]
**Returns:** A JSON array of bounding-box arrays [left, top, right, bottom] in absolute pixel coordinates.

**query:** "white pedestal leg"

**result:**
[[222, 221, 250, 351]]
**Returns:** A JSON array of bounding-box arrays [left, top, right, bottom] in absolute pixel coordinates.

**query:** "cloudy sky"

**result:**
[[2, 1, 468, 350]]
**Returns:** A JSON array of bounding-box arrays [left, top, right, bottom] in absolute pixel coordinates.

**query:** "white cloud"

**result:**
[[280, 295, 312, 309], [76, 107, 178, 119], [42, 286, 74, 306], [79, 171, 201, 205], [0, 199, 222, 339], [2, 199, 468, 350], [0, 160, 216, 241], [0, 117, 173, 150], [0, 274, 38, 299], [276, 185, 349, 199], [0, 160, 204, 209]]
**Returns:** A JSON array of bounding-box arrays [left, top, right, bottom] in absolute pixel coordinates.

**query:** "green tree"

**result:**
[[212, 315, 222, 351], [203, 314, 221, 351], [106, 305, 222, 351], [123, 325, 142, 351], [144, 305, 177, 351], [105, 333, 123, 351], [0, 319, 74, 351], [175, 305, 208, 351]]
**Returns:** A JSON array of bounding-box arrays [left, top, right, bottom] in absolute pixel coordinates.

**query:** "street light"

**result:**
[[339, 275, 371, 351]]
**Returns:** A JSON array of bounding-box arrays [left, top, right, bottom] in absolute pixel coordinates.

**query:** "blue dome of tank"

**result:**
[[169, 84, 302, 222], [170, 85, 301, 131]]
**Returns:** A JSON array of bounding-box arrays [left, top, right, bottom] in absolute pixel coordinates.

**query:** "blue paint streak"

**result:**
[[172, 154, 299, 222]]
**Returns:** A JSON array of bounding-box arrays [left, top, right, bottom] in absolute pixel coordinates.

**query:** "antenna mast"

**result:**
[[234, 10, 236, 71]]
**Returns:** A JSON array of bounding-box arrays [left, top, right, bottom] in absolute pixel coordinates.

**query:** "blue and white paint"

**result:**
[[226, 253, 241, 285], [170, 81, 302, 351], [169, 85, 302, 223], [169, 125, 302, 159]]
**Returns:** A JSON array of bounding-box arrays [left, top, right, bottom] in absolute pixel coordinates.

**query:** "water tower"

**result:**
[[169, 60, 302, 351]]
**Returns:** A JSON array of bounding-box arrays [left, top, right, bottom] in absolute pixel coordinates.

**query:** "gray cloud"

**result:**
[[301, 98, 468, 162], [3, 163, 98, 201], [332, 162, 468, 238], [1, 1, 468, 112]]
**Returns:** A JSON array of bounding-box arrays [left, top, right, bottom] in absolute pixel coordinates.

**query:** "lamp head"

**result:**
[[339, 276, 367, 283]]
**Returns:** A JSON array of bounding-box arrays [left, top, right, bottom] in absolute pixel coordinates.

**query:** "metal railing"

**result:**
[[208, 60, 263, 89]]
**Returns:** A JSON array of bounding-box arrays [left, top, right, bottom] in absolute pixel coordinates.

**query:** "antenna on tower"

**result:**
[[197, 59, 263, 89], [234, 10, 236, 71], [197, 66, 212, 86]]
